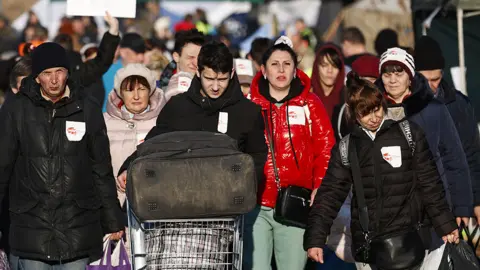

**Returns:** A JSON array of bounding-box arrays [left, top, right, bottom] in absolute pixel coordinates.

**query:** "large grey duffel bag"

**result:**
[[126, 131, 257, 221]]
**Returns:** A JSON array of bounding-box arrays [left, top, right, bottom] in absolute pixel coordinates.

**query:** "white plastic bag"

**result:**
[[420, 243, 446, 270], [111, 240, 130, 267], [326, 190, 354, 262]]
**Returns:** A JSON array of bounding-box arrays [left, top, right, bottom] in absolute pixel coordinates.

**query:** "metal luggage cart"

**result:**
[[127, 202, 244, 270]]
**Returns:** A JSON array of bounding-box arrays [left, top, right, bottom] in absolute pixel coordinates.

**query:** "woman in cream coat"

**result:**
[[104, 63, 166, 206]]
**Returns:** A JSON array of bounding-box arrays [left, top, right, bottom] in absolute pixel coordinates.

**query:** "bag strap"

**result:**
[[339, 134, 351, 167], [263, 110, 281, 191], [399, 120, 415, 156], [99, 239, 112, 266], [118, 239, 131, 266], [337, 103, 347, 140], [349, 138, 369, 235]]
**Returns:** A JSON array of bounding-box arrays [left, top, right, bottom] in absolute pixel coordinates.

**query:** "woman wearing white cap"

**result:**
[[104, 63, 166, 206], [376, 48, 471, 250]]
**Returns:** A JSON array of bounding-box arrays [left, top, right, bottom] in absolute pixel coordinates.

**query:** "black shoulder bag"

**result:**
[[349, 134, 426, 270], [263, 111, 312, 229]]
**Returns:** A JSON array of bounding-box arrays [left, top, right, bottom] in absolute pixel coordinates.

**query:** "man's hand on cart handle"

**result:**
[[117, 171, 127, 192], [109, 230, 124, 241]]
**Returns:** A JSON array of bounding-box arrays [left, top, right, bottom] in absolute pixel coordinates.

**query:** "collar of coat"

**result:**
[[19, 75, 84, 117], [249, 69, 311, 108], [185, 72, 246, 115], [351, 119, 397, 140], [437, 79, 457, 104], [376, 73, 434, 119]]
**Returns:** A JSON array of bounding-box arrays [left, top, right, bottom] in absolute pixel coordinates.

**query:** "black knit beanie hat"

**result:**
[[374, 29, 399, 56], [415, 35, 445, 71], [31, 42, 70, 78]]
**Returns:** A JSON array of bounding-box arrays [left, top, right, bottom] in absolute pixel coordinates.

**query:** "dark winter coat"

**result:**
[[376, 73, 472, 217], [0, 76, 124, 262], [304, 120, 456, 252], [119, 74, 268, 186], [436, 80, 480, 206], [72, 32, 120, 90]]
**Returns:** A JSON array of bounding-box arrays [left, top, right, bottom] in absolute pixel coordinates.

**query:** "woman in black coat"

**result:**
[[304, 72, 459, 270]]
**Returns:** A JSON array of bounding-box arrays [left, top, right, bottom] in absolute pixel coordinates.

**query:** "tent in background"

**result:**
[[323, 0, 414, 54], [412, 0, 480, 120]]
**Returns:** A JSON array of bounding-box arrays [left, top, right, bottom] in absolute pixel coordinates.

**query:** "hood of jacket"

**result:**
[[186, 72, 246, 115], [249, 68, 312, 108], [376, 72, 434, 118], [106, 88, 165, 121], [311, 43, 346, 102]]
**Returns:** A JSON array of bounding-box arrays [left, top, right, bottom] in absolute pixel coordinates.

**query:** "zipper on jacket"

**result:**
[[47, 107, 56, 186]]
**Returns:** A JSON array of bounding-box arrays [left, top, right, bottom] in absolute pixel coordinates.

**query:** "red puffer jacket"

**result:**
[[250, 69, 335, 208]]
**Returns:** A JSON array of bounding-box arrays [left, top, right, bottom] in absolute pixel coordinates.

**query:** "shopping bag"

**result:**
[[89, 237, 110, 266], [420, 243, 446, 270], [438, 241, 480, 270], [0, 249, 10, 270], [461, 220, 480, 258], [326, 190, 354, 263], [111, 240, 130, 268], [87, 239, 131, 270]]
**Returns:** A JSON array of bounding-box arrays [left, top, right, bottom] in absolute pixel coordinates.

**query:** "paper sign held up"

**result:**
[[67, 0, 137, 19]]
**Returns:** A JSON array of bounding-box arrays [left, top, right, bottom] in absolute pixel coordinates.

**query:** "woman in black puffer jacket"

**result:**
[[304, 72, 459, 270]]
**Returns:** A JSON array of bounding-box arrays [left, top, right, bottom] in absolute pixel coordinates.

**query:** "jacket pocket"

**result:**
[[75, 197, 102, 210], [9, 199, 39, 214]]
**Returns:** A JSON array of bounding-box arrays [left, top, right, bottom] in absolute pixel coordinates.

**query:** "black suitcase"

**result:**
[[126, 131, 257, 221]]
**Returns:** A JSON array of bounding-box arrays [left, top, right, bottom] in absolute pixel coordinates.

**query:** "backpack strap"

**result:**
[[339, 134, 350, 167], [399, 120, 415, 156], [337, 103, 347, 140]]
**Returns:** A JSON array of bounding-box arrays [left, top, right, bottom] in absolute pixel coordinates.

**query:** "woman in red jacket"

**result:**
[[243, 36, 335, 270]]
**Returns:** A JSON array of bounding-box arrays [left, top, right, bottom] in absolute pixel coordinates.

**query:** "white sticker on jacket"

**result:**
[[218, 112, 228, 134], [235, 59, 254, 76], [381, 146, 402, 168], [65, 121, 86, 142], [287, 106, 306, 125], [177, 77, 191, 93], [136, 132, 148, 146]]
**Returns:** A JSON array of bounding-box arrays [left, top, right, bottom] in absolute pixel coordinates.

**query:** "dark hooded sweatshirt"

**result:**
[[119, 74, 268, 186], [311, 44, 346, 121], [376, 73, 472, 218]]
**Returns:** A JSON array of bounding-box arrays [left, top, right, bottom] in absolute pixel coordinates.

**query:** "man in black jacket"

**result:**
[[117, 42, 267, 193], [157, 29, 205, 89], [416, 36, 480, 222], [0, 42, 124, 269]]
